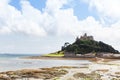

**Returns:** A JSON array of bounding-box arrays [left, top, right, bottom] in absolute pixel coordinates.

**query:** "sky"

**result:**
[[0, 0, 120, 54]]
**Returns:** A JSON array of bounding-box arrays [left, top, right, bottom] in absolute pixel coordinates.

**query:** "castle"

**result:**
[[79, 33, 94, 40]]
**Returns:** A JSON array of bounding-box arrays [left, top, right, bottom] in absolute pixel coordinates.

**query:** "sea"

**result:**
[[0, 54, 91, 72]]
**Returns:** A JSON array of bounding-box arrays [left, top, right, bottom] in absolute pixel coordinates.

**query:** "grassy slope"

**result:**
[[43, 51, 64, 57]]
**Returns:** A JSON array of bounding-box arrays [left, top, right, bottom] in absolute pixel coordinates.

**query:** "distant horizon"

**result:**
[[0, 53, 42, 54], [0, 0, 120, 54]]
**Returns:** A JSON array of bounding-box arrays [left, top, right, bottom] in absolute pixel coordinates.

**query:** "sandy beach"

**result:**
[[0, 57, 120, 80]]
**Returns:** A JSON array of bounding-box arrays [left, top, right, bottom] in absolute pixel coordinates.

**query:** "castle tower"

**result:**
[[80, 33, 94, 40], [84, 33, 87, 37]]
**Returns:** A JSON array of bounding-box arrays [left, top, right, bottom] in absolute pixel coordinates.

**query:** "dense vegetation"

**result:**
[[62, 39, 119, 54]]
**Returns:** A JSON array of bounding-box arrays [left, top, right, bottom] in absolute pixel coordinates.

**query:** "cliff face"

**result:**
[[62, 34, 119, 54]]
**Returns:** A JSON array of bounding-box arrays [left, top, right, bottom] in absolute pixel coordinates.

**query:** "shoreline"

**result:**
[[0, 58, 120, 80], [23, 56, 120, 62], [0, 56, 120, 80]]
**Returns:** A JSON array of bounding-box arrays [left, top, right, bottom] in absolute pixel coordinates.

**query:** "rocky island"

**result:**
[[62, 33, 120, 58]]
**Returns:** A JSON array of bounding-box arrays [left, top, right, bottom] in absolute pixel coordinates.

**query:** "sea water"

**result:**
[[0, 54, 91, 72]]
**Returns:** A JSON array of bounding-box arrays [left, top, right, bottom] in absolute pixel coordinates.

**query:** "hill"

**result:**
[[61, 33, 119, 54]]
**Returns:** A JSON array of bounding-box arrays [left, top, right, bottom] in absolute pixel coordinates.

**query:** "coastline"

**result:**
[[0, 57, 120, 80], [0, 55, 120, 80], [23, 56, 120, 62]]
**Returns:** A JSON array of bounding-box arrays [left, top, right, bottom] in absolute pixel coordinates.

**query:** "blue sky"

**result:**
[[9, 0, 100, 20], [0, 0, 120, 54], [10, 0, 46, 11]]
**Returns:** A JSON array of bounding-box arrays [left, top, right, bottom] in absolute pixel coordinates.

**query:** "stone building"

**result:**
[[96, 52, 113, 58], [64, 52, 76, 57], [80, 33, 94, 40]]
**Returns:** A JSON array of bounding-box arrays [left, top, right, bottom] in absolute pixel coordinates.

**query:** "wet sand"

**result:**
[[24, 56, 119, 62]]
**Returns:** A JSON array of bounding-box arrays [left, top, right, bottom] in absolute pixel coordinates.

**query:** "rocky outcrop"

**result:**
[[0, 66, 69, 80]]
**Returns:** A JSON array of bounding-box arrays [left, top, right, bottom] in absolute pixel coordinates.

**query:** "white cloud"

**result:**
[[0, 0, 46, 36], [83, 0, 120, 23], [43, 0, 81, 36], [0, 0, 75, 37], [0, 27, 11, 34]]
